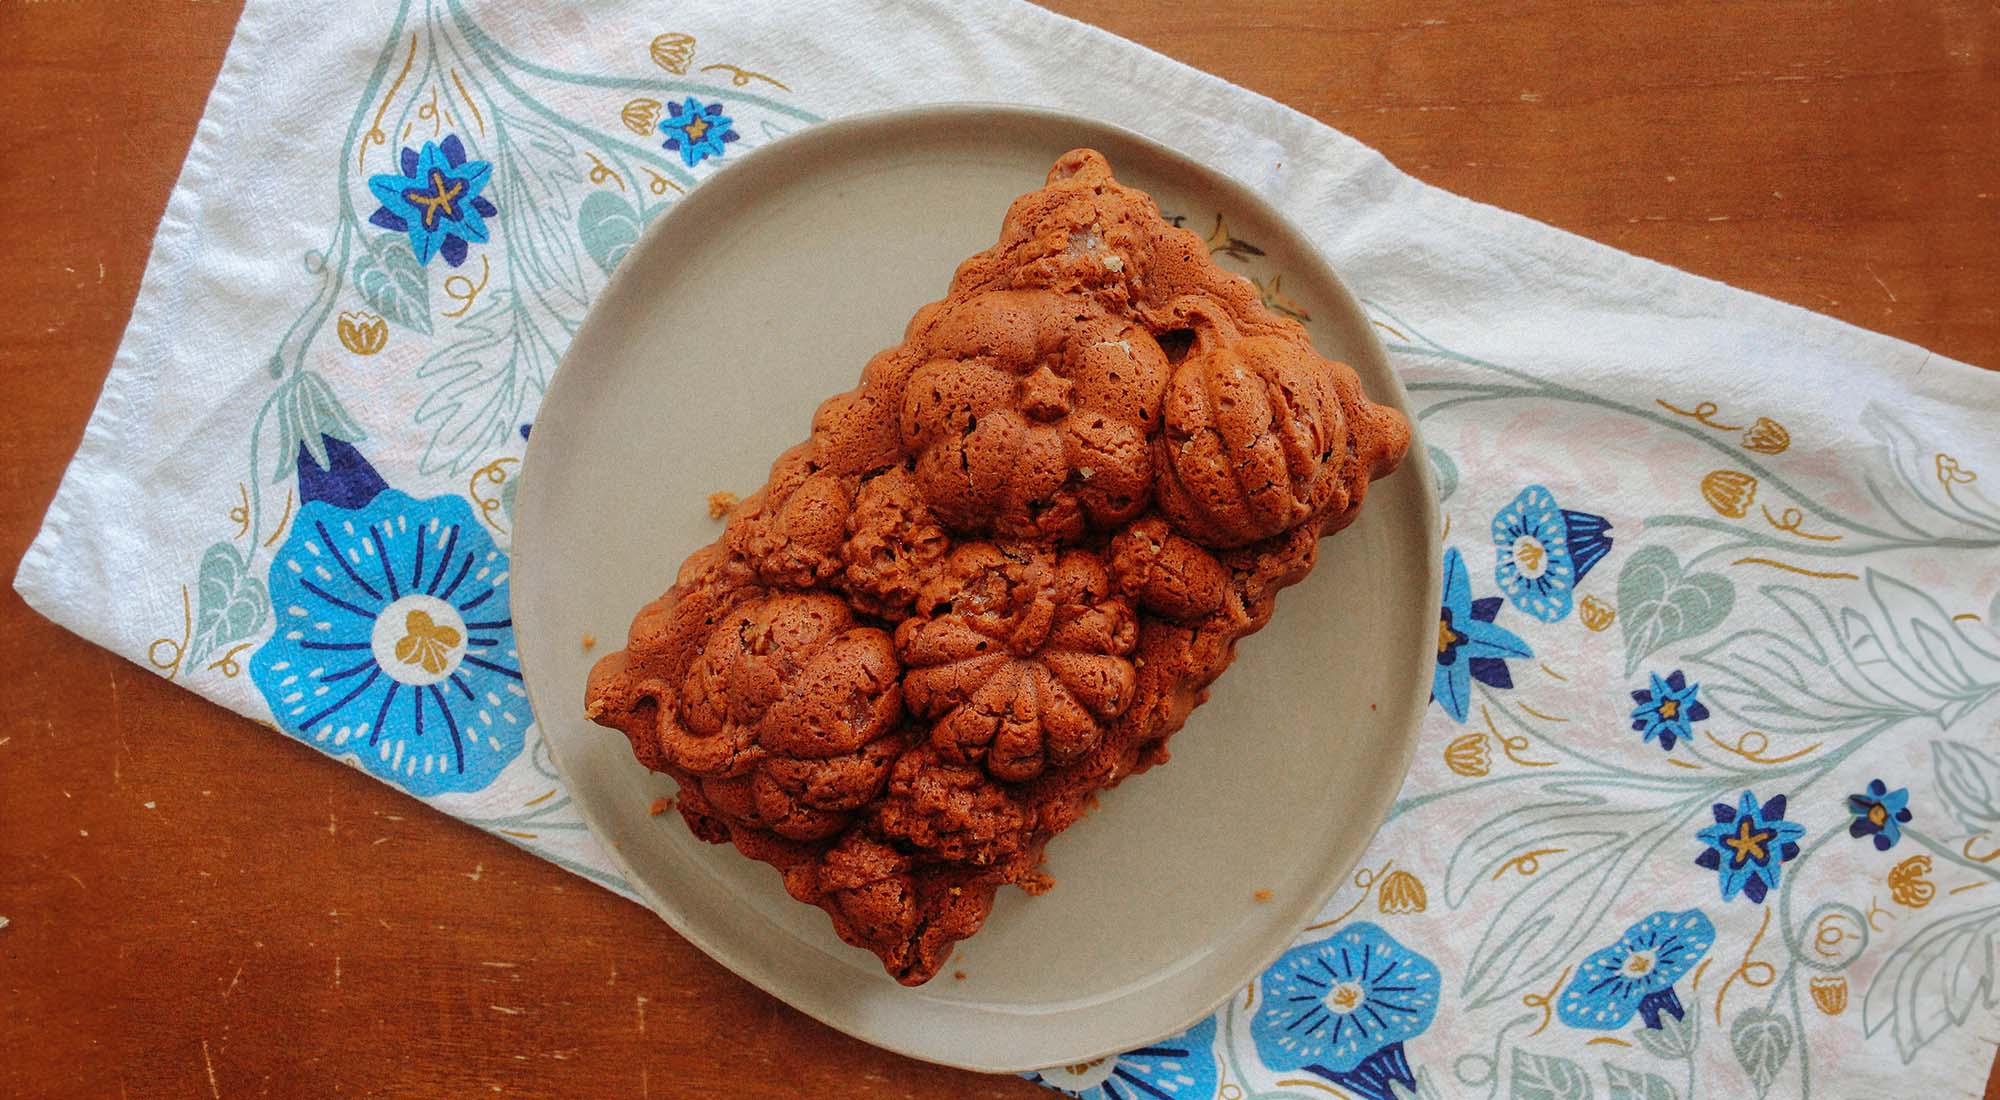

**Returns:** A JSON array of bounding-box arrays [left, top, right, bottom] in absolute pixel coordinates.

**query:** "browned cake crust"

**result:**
[[584, 150, 1410, 984]]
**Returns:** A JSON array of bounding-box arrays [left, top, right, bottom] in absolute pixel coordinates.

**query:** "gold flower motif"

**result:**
[[649, 32, 696, 75], [1376, 869, 1428, 914], [337, 310, 387, 356], [1445, 731, 1490, 777], [1809, 974, 1847, 1015], [1701, 469, 1758, 518], [1578, 594, 1616, 632], [1740, 417, 1790, 455], [394, 609, 462, 675], [1887, 854, 1935, 909], [1935, 453, 1978, 488], [620, 97, 663, 137]]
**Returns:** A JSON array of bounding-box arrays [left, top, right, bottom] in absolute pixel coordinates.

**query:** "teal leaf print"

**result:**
[[352, 228, 433, 333], [1509, 1049, 1592, 1100], [1691, 576, 2000, 739], [577, 190, 644, 276], [1843, 571, 2000, 726], [1428, 444, 1458, 504], [1861, 901, 2000, 1063], [1932, 739, 2000, 831], [414, 292, 553, 476], [1447, 777, 1706, 1008], [489, 109, 589, 308], [1728, 1008, 1792, 1096], [1617, 546, 1734, 676], [184, 542, 269, 669], [1632, 1012, 1696, 1060], [1603, 1064, 1676, 1100], [265, 369, 366, 481]]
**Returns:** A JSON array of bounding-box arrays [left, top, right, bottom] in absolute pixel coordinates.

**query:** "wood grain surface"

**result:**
[[2, 2, 1995, 1097]]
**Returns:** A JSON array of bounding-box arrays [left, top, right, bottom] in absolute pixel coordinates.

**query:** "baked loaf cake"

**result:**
[[585, 150, 1410, 984]]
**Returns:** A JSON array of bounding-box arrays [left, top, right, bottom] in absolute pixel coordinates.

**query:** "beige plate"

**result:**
[[514, 105, 1440, 1073]]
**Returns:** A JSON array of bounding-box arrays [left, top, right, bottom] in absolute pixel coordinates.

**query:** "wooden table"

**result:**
[[3, 2, 1996, 1097]]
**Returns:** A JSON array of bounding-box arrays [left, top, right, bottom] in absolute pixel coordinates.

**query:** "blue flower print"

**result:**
[[367, 134, 496, 267], [1847, 779, 1913, 850], [251, 439, 528, 797], [659, 97, 738, 167], [1433, 547, 1533, 723], [1491, 485, 1613, 622], [1027, 1015, 1217, 1100], [1695, 791, 1805, 904], [1558, 909, 1714, 1030], [1251, 922, 1440, 1100], [1629, 670, 1708, 752]]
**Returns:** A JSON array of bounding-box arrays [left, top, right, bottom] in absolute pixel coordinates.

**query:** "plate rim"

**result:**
[[514, 102, 1441, 1073]]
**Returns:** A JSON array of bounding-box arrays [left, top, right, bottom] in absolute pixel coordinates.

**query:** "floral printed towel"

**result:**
[[16, 1, 2000, 1095]]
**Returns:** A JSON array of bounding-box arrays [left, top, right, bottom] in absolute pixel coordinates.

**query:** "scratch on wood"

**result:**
[[464, 862, 484, 882], [222, 962, 244, 998], [481, 960, 517, 968], [333, 955, 342, 987], [635, 994, 649, 1033], [201, 1039, 220, 1099], [489, 1004, 523, 1015], [1865, 261, 1897, 302]]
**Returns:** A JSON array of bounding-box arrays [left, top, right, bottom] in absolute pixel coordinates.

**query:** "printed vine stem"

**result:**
[[237, 4, 416, 553], [1372, 299, 2000, 561]]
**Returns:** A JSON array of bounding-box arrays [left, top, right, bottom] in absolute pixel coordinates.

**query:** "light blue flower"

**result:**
[[1558, 909, 1714, 1030], [250, 488, 529, 796], [1027, 1015, 1217, 1100], [1695, 791, 1805, 904], [659, 97, 738, 167], [1251, 922, 1439, 1100], [1629, 670, 1709, 752], [367, 134, 496, 267], [1433, 547, 1533, 723], [1847, 778, 1913, 850], [1491, 485, 1612, 622]]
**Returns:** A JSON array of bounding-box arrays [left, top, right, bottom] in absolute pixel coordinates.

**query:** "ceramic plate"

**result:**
[[514, 105, 1439, 1073]]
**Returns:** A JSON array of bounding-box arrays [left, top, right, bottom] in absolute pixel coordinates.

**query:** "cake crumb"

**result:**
[[581, 632, 597, 651], [1369, 702, 1377, 711], [952, 970, 967, 981], [1019, 869, 1056, 896], [583, 698, 605, 720], [949, 886, 962, 896], [1253, 889, 1274, 903], [648, 797, 675, 817], [706, 491, 740, 519]]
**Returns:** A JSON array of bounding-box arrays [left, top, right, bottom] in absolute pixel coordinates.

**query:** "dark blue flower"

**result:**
[[1491, 485, 1613, 622], [250, 439, 528, 797], [1026, 1015, 1217, 1100], [1629, 670, 1708, 752], [367, 134, 497, 267], [1847, 779, 1912, 850], [1250, 922, 1439, 1100], [1433, 547, 1533, 723], [659, 97, 738, 167], [1558, 909, 1714, 1030], [1695, 791, 1806, 904]]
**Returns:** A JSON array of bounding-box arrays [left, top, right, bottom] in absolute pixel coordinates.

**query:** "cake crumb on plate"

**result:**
[[706, 491, 740, 519], [1253, 889, 1274, 903], [648, 797, 675, 816]]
